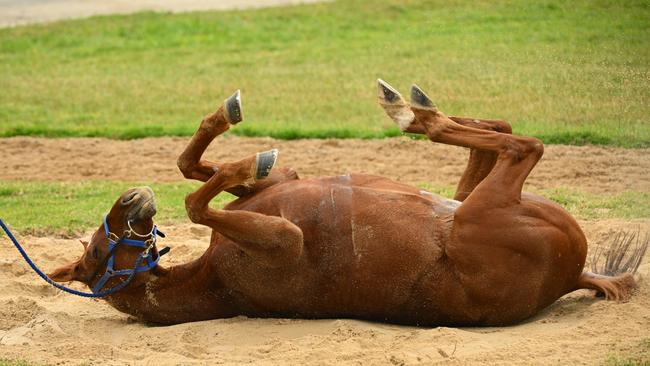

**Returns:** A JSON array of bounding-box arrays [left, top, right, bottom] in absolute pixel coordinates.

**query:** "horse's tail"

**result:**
[[574, 272, 637, 301], [573, 229, 647, 301]]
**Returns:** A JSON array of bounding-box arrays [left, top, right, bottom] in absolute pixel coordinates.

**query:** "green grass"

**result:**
[[0, 0, 649, 146], [419, 183, 650, 219], [605, 338, 650, 366], [0, 360, 32, 366], [539, 188, 650, 220], [0, 180, 234, 237], [0, 180, 647, 237]]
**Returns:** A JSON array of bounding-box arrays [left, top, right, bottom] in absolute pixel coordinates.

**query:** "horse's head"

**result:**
[[48, 187, 159, 290]]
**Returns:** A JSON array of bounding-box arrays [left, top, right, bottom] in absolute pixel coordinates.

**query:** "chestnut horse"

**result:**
[[49, 82, 635, 326]]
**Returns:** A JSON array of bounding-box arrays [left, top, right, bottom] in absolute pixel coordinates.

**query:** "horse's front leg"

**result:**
[[184, 150, 304, 267], [177, 90, 299, 197]]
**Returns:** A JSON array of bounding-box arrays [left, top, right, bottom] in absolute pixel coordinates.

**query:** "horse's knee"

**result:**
[[184, 193, 205, 223], [177, 156, 195, 180]]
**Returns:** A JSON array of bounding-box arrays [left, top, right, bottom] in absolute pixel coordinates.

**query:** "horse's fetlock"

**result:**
[[200, 109, 229, 135], [219, 161, 245, 180]]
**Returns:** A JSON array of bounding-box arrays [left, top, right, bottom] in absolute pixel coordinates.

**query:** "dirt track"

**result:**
[[2, 136, 649, 193], [1, 136, 649, 365]]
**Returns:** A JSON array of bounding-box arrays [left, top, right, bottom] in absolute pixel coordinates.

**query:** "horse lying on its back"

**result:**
[[49, 83, 636, 325]]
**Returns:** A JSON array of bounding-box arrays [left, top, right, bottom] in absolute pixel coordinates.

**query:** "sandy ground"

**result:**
[[0, 0, 328, 28], [0, 222, 649, 365], [1, 136, 649, 365]]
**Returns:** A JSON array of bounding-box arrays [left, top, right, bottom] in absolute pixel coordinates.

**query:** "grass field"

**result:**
[[0, 181, 222, 236], [0, 0, 649, 146], [0, 180, 647, 236]]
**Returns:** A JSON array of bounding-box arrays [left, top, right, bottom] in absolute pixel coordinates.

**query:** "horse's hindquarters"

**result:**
[[439, 194, 588, 325]]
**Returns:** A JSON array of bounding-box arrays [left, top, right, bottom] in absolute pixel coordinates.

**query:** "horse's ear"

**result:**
[[79, 240, 88, 249], [48, 262, 79, 282]]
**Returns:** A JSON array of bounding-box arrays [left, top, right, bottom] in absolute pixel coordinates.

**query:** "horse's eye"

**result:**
[[92, 246, 99, 259]]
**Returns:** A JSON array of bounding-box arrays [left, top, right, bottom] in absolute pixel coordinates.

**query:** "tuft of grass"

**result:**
[[416, 184, 457, 199], [0, 360, 32, 366], [0, 180, 645, 237], [541, 188, 650, 220], [0, 0, 649, 146], [604, 338, 650, 366]]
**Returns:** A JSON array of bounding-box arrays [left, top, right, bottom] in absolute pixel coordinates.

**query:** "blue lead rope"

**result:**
[[0, 217, 167, 298]]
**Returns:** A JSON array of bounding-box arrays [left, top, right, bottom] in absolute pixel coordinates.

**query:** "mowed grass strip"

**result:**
[[419, 184, 650, 220], [0, 0, 648, 146], [0, 180, 232, 237], [0, 180, 648, 237]]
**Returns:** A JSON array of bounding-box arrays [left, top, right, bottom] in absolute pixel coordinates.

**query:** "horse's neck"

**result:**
[[105, 256, 233, 324]]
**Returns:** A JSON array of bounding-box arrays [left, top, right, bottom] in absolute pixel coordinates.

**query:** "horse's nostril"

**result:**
[[121, 192, 138, 205]]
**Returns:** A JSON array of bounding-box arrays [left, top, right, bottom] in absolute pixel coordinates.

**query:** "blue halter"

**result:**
[[0, 216, 169, 298], [92, 215, 168, 294]]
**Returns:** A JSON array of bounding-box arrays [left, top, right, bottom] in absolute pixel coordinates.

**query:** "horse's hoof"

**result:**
[[255, 149, 278, 180], [377, 78, 403, 104], [376, 79, 415, 132], [410, 84, 436, 110], [224, 90, 243, 124]]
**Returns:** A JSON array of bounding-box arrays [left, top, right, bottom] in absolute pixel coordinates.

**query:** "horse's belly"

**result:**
[[219, 177, 455, 317]]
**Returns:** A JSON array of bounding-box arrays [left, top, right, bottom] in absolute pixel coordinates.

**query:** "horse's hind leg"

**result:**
[[409, 85, 543, 211], [177, 91, 298, 197], [184, 151, 304, 267], [446, 117, 512, 201], [378, 81, 542, 208], [376, 80, 512, 201]]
